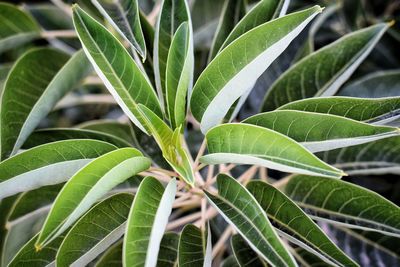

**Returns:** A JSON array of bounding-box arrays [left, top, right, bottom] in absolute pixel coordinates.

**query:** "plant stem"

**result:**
[[212, 226, 233, 258], [41, 30, 77, 38], [167, 212, 202, 230]]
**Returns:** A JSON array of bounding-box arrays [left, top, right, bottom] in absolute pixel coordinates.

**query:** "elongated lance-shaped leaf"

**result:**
[[178, 224, 212, 267], [95, 240, 123, 267], [157, 232, 179, 267], [166, 22, 193, 129], [0, 49, 91, 160], [36, 148, 151, 248], [23, 128, 132, 149], [279, 96, 400, 125], [0, 140, 116, 200], [318, 136, 400, 176], [72, 5, 162, 134], [204, 174, 296, 267], [154, 0, 191, 108], [190, 6, 322, 133], [138, 104, 194, 185], [340, 69, 400, 98], [91, 0, 147, 59], [219, 0, 287, 52], [201, 123, 343, 178], [0, 3, 40, 53], [208, 0, 245, 61], [57, 193, 133, 267], [123, 177, 176, 267], [222, 256, 240, 267], [231, 234, 268, 267], [285, 175, 400, 237], [261, 23, 390, 112], [243, 110, 399, 153], [247, 180, 358, 266]]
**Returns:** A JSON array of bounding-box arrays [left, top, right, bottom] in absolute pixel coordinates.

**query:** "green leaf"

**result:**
[[202, 123, 343, 178], [231, 234, 267, 267], [0, 140, 116, 199], [72, 5, 162, 134], [247, 180, 358, 266], [261, 23, 389, 111], [138, 104, 194, 185], [95, 241, 123, 267], [178, 224, 212, 267], [318, 136, 400, 175], [222, 255, 240, 267], [123, 176, 176, 267], [36, 148, 151, 247], [23, 128, 132, 149], [166, 22, 193, 129], [340, 69, 400, 98], [243, 110, 399, 152], [92, 0, 147, 59], [279, 96, 400, 125], [154, 0, 190, 108], [190, 6, 322, 133], [0, 49, 91, 160], [285, 175, 400, 237], [157, 232, 179, 267], [57, 193, 133, 267], [204, 174, 295, 267], [0, 3, 40, 54]]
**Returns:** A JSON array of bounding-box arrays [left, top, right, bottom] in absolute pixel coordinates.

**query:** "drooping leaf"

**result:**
[[78, 120, 136, 145], [72, 5, 162, 134], [0, 49, 91, 160], [285, 175, 400, 237], [91, 0, 147, 59], [123, 177, 176, 267], [190, 6, 322, 133], [153, 0, 190, 108], [279, 96, 400, 125], [157, 232, 179, 267], [247, 180, 358, 266], [0, 3, 40, 53], [0, 140, 116, 200], [23, 128, 132, 149], [95, 241, 123, 267], [166, 22, 193, 129], [201, 123, 343, 178], [36, 148, 151, 248], [178, 224, 212, 267], [340, 69, 400, 98], [231, 234, 267, 267], [57, 193, 133, 267], [261, 23, 389, 111], [243, 110, 399, 152], [204, 174, 296, 267]]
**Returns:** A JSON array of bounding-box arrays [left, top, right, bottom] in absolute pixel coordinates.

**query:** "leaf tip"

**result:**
[[387, 20, 396, 27], [34, 243, 42, 252]]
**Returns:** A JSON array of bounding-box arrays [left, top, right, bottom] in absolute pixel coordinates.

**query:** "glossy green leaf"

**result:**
[[222, 256, 240, 267], [0, 48, 91, 160], [95, 241, 123, 267], [279, 96, 400, 125], [123, 176, 176, 267], [340, 69, 400, 98], [244, 110, 399, 152], [166, 22, 193, 129], [0, 3, 40, 53], [92, 0, 147, 59], [154, 0, 190, 108], [36, 148, 151, 248], [23, 128, 132, 149], [261, 23, 389, 111], [157, 232, 179, 267], [285, 175, 400, 237], [247, 180, 358, 266], [204, 174, 295, 267], [202, 123, 343, 178], [231, 234, 267, 267], [0, 195, 18, 261], [57, 193, 133, 267], [78, 120, 136, 145], [190, 6, 322, 133], [178, 224, 212, 267], [0, 140, 116, 199], [72, 5, 162, 134]]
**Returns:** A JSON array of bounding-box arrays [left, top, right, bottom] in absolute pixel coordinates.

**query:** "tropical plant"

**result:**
[[0, 0, 399, 266]]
